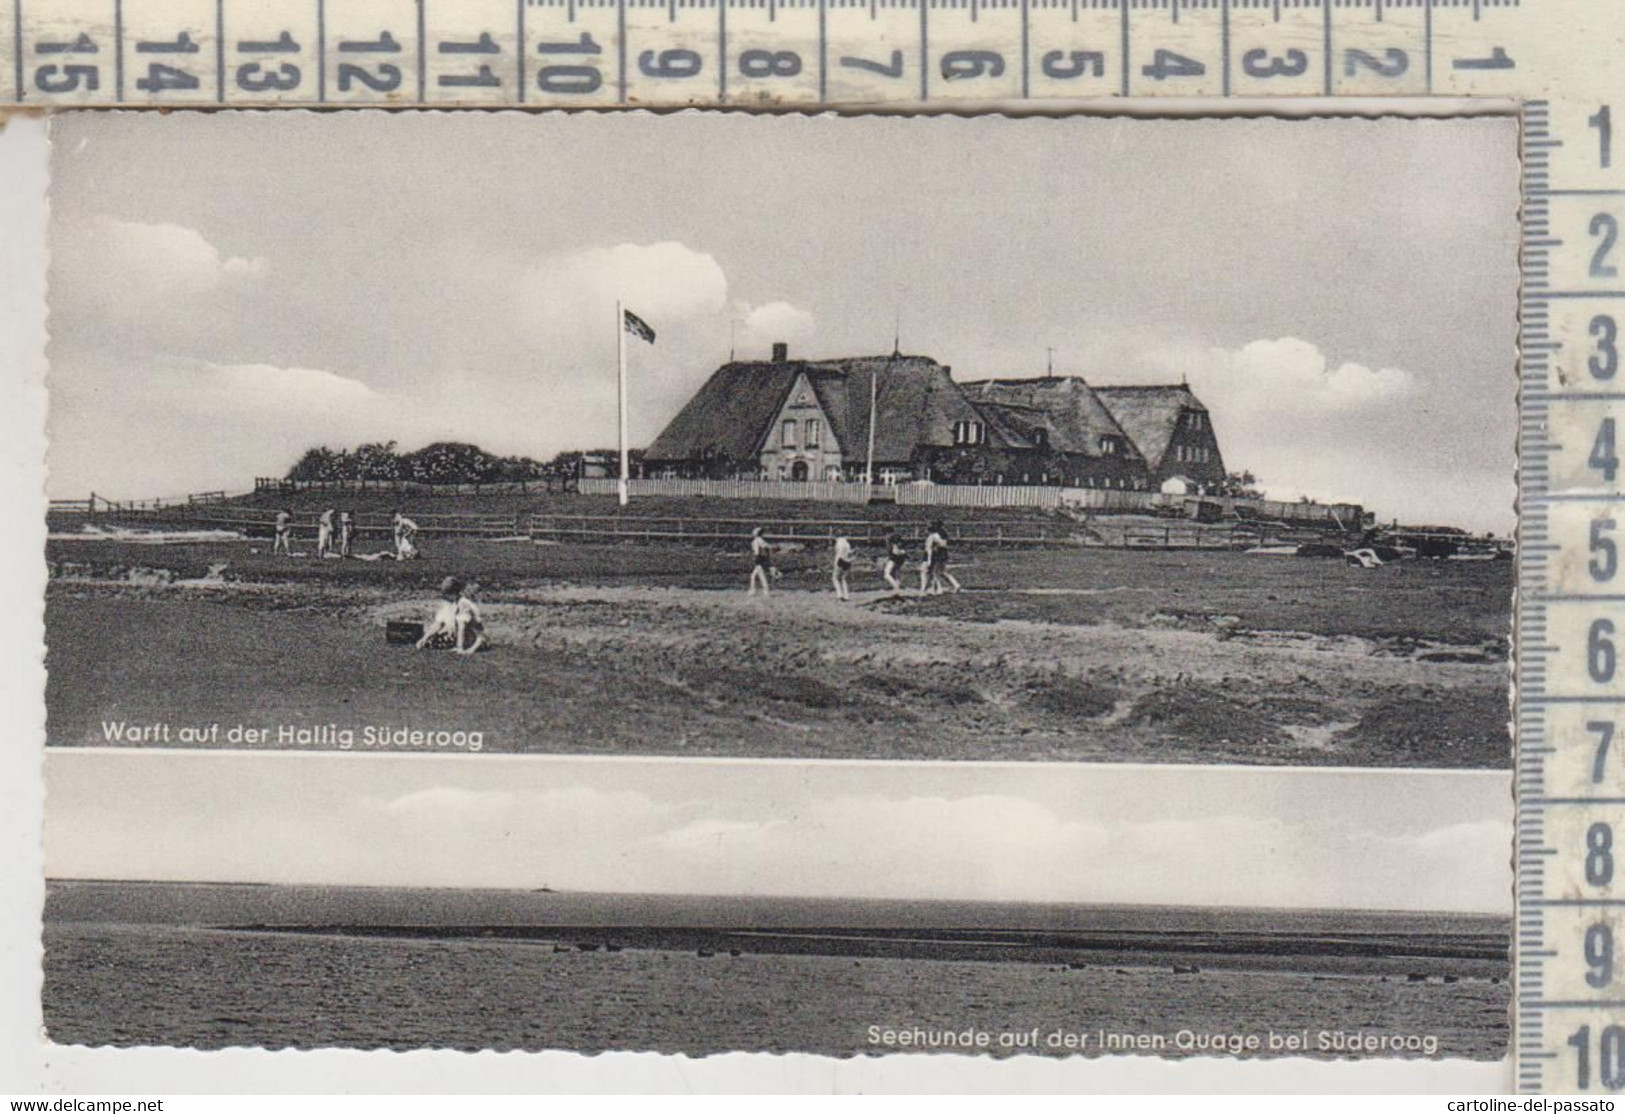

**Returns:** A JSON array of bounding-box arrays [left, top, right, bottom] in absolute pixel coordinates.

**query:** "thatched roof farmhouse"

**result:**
[[1092, 384, 1226, 491], [958, 376, 1148, 489], [646, 345, 999, 484], [645, 343, 1228, 491]]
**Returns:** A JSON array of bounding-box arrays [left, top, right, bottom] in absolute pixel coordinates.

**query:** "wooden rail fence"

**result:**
[[50, 492, 1352, 552]]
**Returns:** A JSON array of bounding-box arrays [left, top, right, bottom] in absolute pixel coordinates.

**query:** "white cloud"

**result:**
[[1163, 336, 1415, 415], [1116, 335, 1517, 533], [519, 241, 729, 331], [48, 217, 269, 361], [204, 361, 378, 410], [645, 794, 1112, 903], [739, 300, 816, 350], [47, 349, 403, 498], [85, 216, 267, 291]]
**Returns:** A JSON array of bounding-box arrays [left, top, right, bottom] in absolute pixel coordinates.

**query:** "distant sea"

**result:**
[[43, 881, 1510, 1058]]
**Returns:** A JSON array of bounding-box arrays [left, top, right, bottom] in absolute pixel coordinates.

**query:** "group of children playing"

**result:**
[[271, 509, 421, 562], [749, 522, 961, 600]]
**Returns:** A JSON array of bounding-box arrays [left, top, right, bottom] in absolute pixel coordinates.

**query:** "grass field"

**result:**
[[45, 531, 1511, 767]]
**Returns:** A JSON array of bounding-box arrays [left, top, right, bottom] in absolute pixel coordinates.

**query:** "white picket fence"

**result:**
[[578, 478, 872, 503], [896, 484, 1063, 509]]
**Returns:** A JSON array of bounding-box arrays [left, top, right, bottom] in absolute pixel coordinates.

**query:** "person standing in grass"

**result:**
[[882, 531, 908, 593], [272, 509, 293, 557], [922, 520, 962, 595], [918, 528, 934, 593], [748, 527, 774, 596], [393, 510, 420, 561], [832, 535, 854, 601], [338, 509, 355, 557], [316, 507, 336, 558]]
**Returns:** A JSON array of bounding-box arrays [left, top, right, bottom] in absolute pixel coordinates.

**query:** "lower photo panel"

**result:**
[[42, 749, 1510, 1061]]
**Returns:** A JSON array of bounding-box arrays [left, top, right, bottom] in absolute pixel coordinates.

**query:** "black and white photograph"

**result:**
[[33, 108, 1519, 1069], [43, 750, 1510, 1060], [43, 110, 1519, 769]]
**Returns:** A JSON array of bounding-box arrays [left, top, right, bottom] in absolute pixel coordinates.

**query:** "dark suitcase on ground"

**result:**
[[386, 620, 424, 645]]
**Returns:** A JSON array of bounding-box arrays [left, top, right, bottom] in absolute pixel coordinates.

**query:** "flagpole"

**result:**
[[616, 298, 629, 507], [865, 367, 877, 489]]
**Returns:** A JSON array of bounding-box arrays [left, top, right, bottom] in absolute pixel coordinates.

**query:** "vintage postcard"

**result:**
[[33, 109, 1518, 1078], [43, 110, 1518, 769]]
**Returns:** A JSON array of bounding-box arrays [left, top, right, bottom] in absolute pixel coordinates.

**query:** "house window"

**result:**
[[805, 419, 821, 447], [1099, 437, 1118, 456], [782, 419, 797, 448], [952, 420, 984, 446]]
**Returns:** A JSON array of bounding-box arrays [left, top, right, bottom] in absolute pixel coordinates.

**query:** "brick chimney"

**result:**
[[772, 342, 789, 362]]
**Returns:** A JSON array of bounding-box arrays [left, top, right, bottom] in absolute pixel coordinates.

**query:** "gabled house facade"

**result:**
[[1091, 385, 1227, 492], [760, 370, 845, 481]]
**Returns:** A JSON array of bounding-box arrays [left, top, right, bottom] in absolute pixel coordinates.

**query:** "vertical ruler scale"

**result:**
[[6, 0, 1625, 1095], [1518, 81, 1625, 1093], [1503, 0, 1625, 1092]]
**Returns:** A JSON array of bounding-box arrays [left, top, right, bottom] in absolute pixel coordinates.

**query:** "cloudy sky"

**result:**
[[46, 750, 1508, 914], [47, 112, 1518, 531]]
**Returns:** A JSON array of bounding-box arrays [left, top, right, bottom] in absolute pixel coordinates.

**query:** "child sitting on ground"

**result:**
[[416, 577, 463, 650]]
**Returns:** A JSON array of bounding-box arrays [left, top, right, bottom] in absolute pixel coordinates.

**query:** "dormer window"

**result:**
[[952, 420, 985, 446], [1099, 436, 1120, 456]]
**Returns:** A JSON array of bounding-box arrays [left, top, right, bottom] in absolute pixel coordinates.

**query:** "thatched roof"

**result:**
[[645, 353, 993, 465], [959, 377, 1143, 462], [1091, 384, 1207, 469]]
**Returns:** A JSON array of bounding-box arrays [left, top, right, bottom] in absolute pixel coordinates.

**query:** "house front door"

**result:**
[[790, 461, 809, 481]]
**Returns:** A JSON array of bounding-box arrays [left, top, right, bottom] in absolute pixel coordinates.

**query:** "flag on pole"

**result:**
[[623, 308, 656, 345]]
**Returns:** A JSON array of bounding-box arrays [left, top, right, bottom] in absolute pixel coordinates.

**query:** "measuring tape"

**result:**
[[4, 0, 1622, 1095], [0, 0, 1602, 106]]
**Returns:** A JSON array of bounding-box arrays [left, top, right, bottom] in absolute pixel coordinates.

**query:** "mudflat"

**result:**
[[45, 538, 1511, 766]]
